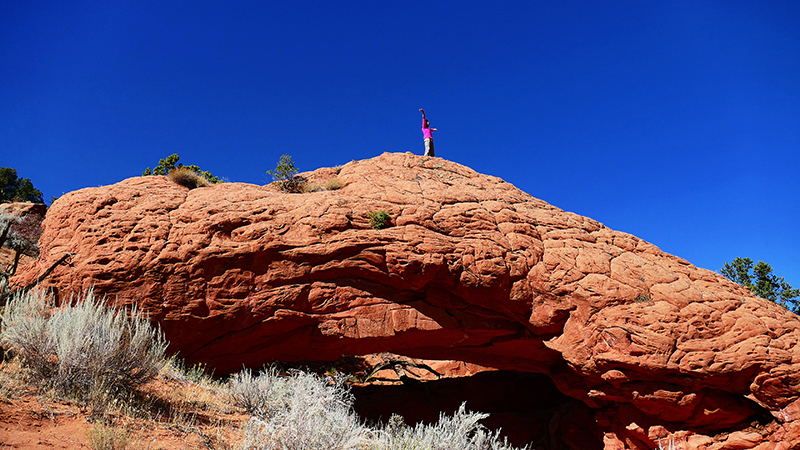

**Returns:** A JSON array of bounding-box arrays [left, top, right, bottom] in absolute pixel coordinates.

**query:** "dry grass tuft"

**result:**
[[0, 358, 27, 400], [86, 421, 133, 450], [168, 167, 210, 189], [299, 182, 323, 193], [324, 178, 344, 190]]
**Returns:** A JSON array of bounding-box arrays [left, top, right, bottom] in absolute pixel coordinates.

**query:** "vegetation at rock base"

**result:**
[[367, 210, 391, 229], [266, 154, 301, 193], [0, 167, 44, 203], [721, 257, 799, 314], [0, 289, 168, 401], [0, 290, 532, 449], [232, 367, 529, 450], [143, 153, 222, 184]]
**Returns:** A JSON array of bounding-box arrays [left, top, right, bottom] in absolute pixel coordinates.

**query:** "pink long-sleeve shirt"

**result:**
[[422, 118, 434, 140]]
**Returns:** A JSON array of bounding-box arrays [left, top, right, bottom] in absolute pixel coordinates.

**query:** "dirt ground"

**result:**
[[0, 365, 247, 450]]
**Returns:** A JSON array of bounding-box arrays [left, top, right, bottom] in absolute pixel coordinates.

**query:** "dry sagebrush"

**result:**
[[235, 369, 369, 450], [230, 368, 530, 450], [0, 289, 168, 400]]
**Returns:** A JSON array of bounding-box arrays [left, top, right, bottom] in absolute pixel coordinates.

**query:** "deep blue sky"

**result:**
[[2, 1, 798, 288]]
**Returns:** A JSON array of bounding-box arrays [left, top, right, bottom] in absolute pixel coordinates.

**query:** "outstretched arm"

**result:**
[[419, 108, 426, 120]]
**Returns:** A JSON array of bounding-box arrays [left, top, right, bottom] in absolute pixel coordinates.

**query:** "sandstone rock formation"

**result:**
[[14, 153, 800, 449], [1, 202, 45, 284]]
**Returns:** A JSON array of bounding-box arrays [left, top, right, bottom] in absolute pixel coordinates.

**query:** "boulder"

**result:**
[[14, 153, 800, 449]]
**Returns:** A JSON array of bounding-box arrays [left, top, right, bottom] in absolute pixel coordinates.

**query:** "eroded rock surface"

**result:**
[[14, 153, 800, 449]]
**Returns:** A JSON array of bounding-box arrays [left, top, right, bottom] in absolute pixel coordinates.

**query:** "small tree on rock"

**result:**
[[721, 257, 799, 314], [266, 155, 301, 193]]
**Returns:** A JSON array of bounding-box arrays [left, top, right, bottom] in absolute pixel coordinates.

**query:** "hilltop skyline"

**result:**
[[2, 1, 798, 287]]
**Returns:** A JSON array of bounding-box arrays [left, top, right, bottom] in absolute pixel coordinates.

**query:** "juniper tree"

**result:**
[[0, 168, 44, 203], [721, 257, 799, 314], [143, 154, 221, 184]]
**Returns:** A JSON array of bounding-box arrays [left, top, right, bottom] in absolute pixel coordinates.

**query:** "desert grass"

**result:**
[[0, 357, 27, 400], [299, 182, 323, 193], [168, 167, 210, 189], [86, 421, 133, 450], [324, 178, 344, 190]]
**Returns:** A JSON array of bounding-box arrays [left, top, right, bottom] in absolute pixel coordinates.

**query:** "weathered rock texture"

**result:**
[[14, 153, 800, 449], [1, 202, 45, 280]]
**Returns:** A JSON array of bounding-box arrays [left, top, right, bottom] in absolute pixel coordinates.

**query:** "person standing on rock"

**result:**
[[419, 109, 437, 157]]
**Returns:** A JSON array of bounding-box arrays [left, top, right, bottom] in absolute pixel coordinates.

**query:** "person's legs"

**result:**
[[424, 138, 435, 157]]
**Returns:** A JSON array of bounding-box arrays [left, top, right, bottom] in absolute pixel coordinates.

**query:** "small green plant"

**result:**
[[634, 292, 651, 303], [266, 155, 302, 193], [168, 167, 210, 189], [143, 154, 221, 184], [367, 211, 391, 230]]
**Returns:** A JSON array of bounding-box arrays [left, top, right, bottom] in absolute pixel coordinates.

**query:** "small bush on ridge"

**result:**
[[325, 178, 343, 190], [266, 155, 301, 193], [0, 289, 168, 401], [143, 153, 221, 183], [168, 167, 210, 189]]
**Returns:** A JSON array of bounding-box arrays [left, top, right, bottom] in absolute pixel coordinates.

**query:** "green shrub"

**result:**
[[143, 154, 221, 184], [367, 211, 391, 230], [0, 290, 168, 401], [266, 155, 301, 193], [0, 167, 44, 203], [168, 167, 210, 189]]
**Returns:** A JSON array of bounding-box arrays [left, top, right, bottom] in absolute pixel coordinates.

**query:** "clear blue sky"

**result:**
[[2, 1, 798, 288]]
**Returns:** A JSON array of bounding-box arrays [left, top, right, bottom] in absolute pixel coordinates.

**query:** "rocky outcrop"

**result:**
[[1, 202, 45, 283], [14, 153, 800, 449]]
